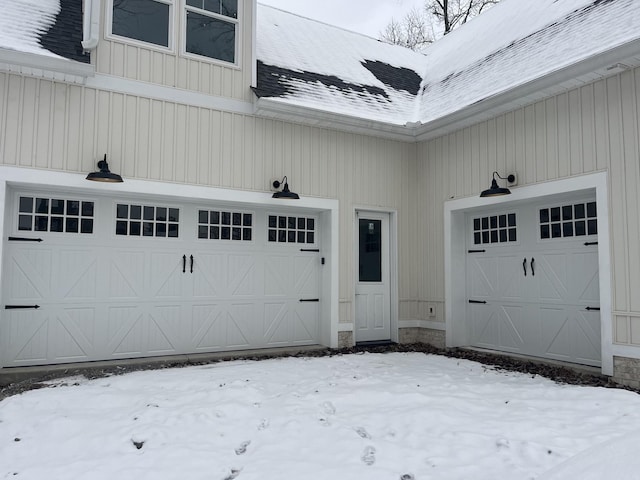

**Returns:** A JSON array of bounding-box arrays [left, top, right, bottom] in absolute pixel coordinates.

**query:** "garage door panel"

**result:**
[[51, 307, 96, 361], [56, 249, 98, 300], [148, 305, 184, 354], [106, 306, 145, 357], [191, 303, 224, 350], [265, 255, 290, 296], [294, 256, 319, 296], [108, 251, 146, 298], [4, 310, 49, 364], [224, 303, 254, 348], [468, 257, 496, 298], [573, 310, 601, 365], [293, 302, 319, 344], [6, 248, 52, 299], [264, 302, 289, 345], [150, 252, 184, 298], [498, 305, 527, 351], [572, 252, 600, 302]]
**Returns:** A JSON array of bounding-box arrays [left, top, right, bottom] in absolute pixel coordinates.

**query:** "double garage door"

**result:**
[[2, 189, 322, 367], [467, 195, 601, 367]]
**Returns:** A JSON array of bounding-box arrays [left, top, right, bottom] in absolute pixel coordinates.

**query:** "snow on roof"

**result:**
[[257, 0, 640, 128], [0, 0, 61, 58], [417, 0, 640, 123], [255, 4, 428, 125]]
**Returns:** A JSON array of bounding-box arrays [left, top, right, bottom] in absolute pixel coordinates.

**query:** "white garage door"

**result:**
[[2, 190, 322, 367], [466, 196, 601, 367]]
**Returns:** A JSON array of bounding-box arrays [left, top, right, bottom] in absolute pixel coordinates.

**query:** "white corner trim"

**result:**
[[338, 323, 354, 332], [444, 171, 613, 375], [85, 74, 255, 116], [82, 0, 101, 51]]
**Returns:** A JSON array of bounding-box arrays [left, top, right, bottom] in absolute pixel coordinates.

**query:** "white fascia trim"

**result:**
[[416, 38, 640, 142], [398, 320, 446, 331], [0, 48, 95, 81], [0, 166, 338, 212], [254, 97, 418, 142], [86, 74, 255, 115], [444, 171, 613, 376], [82, 0, 101, 51]]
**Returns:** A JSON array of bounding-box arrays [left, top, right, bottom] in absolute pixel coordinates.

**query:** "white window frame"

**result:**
[[106, 0, 175, 53], [182, 0, 241, 67]]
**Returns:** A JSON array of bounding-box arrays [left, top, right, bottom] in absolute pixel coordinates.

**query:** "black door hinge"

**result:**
[[468, 300, 487, 304], [5, 305, 41, 310], [8, 237, 43, 242]]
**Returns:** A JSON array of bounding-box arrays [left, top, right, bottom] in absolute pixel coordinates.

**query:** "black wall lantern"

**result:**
[[272, 176, 300, 199], [86, 154, 123, 183], [480, 171, 515, 197]]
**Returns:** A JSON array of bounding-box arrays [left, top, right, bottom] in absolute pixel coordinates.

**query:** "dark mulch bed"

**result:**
[[1, 343, 636, 401]]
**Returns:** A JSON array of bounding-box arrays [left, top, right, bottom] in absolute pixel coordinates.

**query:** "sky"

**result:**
[[2, 352, 640, 479], [258, 0, 427, 38]]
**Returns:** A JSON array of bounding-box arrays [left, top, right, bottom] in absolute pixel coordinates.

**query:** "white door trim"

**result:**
[[445, 171, 613, 375], [353, 207, 399, 344]]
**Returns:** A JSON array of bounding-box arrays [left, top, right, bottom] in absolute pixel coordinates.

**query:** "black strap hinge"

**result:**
[[8, 237, 43, 242], [5, 305, 41, 310], [584, 242, 598, 246], [299, 299, 320, 303], [585, 306, 601, 311], [468, 249, 486, 253], [468, 300, 487, 304], [300, 249, 320, 252]]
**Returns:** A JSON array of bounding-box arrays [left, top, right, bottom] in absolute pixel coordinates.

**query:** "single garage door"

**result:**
[[466, 195, 601, 367], [2, 189, 322, 367]]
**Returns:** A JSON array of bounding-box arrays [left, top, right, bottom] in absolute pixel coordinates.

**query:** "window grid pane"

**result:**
[[268, 215, 317, 244], [539, 202, 597, 240], [116, 203, 179, 237], [198, 209, 252, 241], [17, 196, 94, 234], [472, 213, 517, 245]]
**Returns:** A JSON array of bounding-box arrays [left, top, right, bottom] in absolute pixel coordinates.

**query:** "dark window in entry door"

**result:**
[[359, 219, 382, 282]]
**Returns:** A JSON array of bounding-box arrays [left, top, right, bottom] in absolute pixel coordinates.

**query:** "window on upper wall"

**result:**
[[111, 0, 173, 48], [185, 0, 238, 64]]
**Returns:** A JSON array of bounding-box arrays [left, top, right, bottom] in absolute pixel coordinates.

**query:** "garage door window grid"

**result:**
[[18, 196, 94, 234], [268, 215, 316, 244], [115, 203, 180, 237], [198, 209, 252, 241], [472, 213, 517, 245], [539, 202, 597, 239]]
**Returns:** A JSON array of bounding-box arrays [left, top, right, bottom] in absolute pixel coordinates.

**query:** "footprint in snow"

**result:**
[[235, 441, 251, 455], [400, 475, 415, 480], [257, 418, 269, 431], [361, 446, 376, 466], [354, 427, 371, 439], [322, 401, 336, 415], [223, 468, 242, 480]]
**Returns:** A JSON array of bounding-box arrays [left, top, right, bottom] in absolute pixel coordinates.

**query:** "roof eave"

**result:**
[[415, 37, 640, 142], [254, 97, 419, 142], [0, 47, 95, 84]]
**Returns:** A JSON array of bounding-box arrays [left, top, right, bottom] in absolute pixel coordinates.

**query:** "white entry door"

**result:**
[[355, 212, 391, 343], [466, 197, 601, 366]]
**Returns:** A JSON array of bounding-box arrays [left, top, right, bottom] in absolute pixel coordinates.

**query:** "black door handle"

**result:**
[[531, 257, 535, 276], [183, 255, 186, 273], [523, 257, 527, 277], [190, 255, 194, 273]]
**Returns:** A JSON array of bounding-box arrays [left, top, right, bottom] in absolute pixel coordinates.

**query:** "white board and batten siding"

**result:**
[[416, 66, 640, 359]]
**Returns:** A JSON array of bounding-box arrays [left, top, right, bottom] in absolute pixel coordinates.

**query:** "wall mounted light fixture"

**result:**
[[272, 176, 300, 199], [480, 171, 515, 197], [86, 154, 123, 183]]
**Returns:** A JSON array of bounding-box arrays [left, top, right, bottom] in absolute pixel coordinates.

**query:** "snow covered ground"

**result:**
[[2, 352, 640, 480]]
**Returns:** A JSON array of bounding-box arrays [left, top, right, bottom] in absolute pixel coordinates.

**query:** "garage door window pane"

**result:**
[[117, 203, 179, 238], [198, 209, 253, 241], [472, 213, 517, 245], [16, 196, 94, 234], [268, 214, 317, 244], [539, 201, 597, 240]]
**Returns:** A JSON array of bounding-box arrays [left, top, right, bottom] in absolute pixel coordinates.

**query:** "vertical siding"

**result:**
[[416, 67, 640, 345], [95, 0, 255, 102]]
